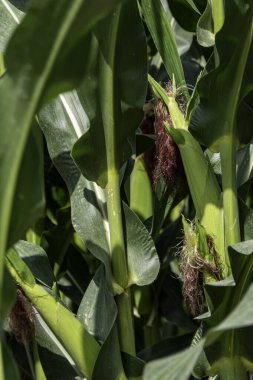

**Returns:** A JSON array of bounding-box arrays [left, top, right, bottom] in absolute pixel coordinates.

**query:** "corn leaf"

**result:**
[[190, 1, 253, 151], [0, 0, 24, 52], [39, 94, 112, 281], [140, 0, 186, 91], [72, 0, 147, 187], [77, 265, 117, 343], [123, 203, 160, 286]]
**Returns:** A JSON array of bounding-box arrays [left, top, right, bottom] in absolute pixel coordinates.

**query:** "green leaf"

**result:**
[[6, 248, 36, 286], [123, 203, 160, 286], [72, 0, 147, 187], [190, 1, 253, 150], [77, 265, 117, 343], [122, 352, 145, 380], [143, 340, 205, 380], [14, 240, 55, 288], [7, 123, 45, 248], [197, 0, 215, 47], [39, 94, 112, 280], [140, 0, 186, 92], [92, 325, 127, 380], [237, 142, 253, 189], [0, 0, 24, 52], [0, 1, 120, 323]]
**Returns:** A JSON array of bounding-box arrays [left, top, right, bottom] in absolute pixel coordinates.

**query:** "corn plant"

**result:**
[[0, 0, 253, 379]]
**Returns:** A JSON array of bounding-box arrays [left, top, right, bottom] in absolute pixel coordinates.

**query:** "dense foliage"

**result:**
[[0, 0, 253, 379]]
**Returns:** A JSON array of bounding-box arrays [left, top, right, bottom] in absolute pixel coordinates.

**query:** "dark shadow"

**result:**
[[9, 0, 29, 12], [53, 151, 80, 196], [83, 188, 107, 219]]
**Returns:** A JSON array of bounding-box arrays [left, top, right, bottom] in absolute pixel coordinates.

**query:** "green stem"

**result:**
[[107, 171, 135, 355], [116, 290, 136, 356], [107, 171, 128, 288], [220, 139, 241, 247], [99, 3, 135, 355]]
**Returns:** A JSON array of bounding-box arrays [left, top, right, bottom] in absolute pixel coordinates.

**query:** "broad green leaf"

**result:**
[[39, 94, 112, 281], [72, 0, 147, 187], [6, 248, 36, 286], [0, 0, 24, 52], [7, 123, 45, 248], [92, 325, 127, 380], [237, 142, 253, 188], [14, 240, 55, 288], [239, 200, 253, 241], [123, 203, 160, 286], [121, 352, 145, 380], [77, 265, 117, 343], [143, 340, 205, 380], [0, 2, 121, 334], [190, 1, 253, 151], [140, 0, 186, 92], [197, 0, 215, 47]]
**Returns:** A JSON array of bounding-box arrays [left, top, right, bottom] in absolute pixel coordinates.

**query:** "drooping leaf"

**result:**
[[122, 352, 145, 380], [237, 141, 253, 189], [123, 203, 160, 287], [143, 339, 205, 380], [14, 240, 55, 288], [72, 0, 147, 187], [197, 0, 215, 47], [92, 325, 127, 380], [39, 94, 112, 279], [77, 265, 117, 343]]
